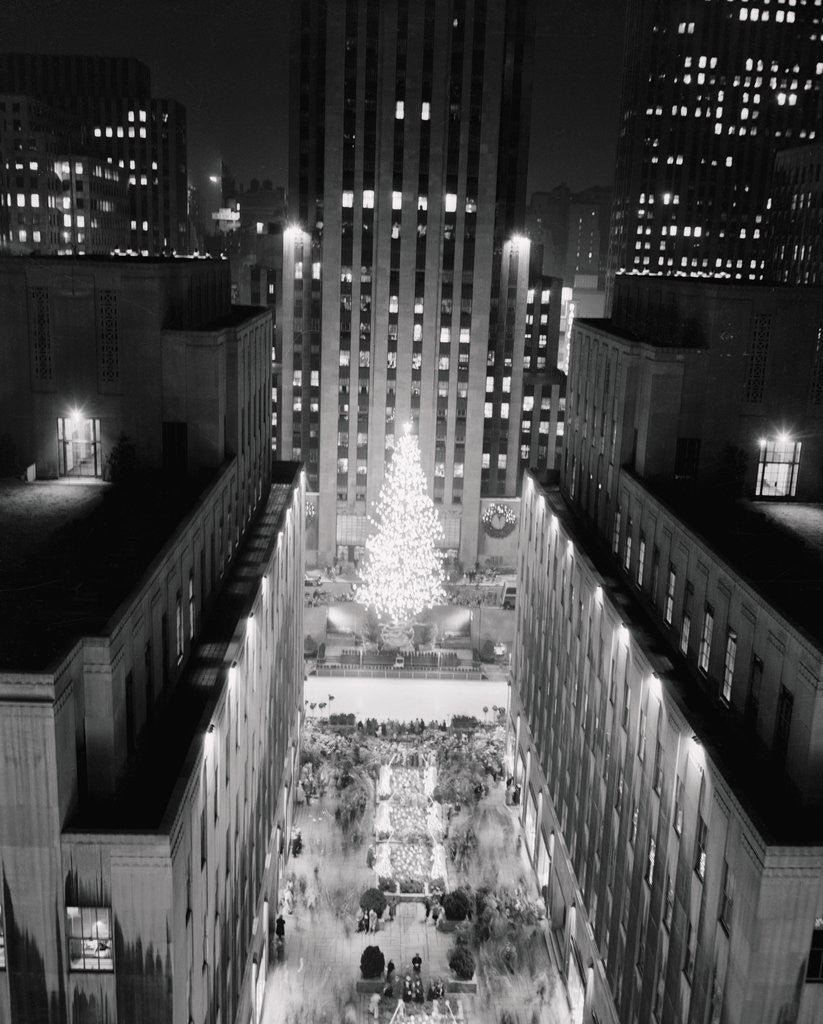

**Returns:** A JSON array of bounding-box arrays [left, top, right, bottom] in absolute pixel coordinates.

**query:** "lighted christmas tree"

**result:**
[[358, 424, 446, 625]]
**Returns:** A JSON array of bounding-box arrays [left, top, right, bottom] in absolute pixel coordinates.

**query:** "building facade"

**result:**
[[0, 254, 303, 1023], [508, 276, 823, 1023], [282, 0, 535, 565], [0, 55, 188, 255], [766, 143, 823, 286], [606, 0, 823, 309], [0, 94, 130, 254], [0, 255, 270, 509], [511, 475, 823, 1024], [571, 276, 823, 506]]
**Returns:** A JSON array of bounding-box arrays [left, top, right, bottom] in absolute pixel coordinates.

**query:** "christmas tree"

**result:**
[[358, 424, 446, 625]]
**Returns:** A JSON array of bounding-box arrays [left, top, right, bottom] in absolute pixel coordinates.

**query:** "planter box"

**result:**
[[356, 979, 388, 993], [446, 976, 477, 994]]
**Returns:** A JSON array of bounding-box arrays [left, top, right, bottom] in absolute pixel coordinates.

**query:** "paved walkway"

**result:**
[[260, 768, 568, 1024]]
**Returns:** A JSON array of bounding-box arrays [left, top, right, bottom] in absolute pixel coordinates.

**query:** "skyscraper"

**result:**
[[0, 54, 188, 255], [282, 0, 535, 565], [606, 0, 823, 309]]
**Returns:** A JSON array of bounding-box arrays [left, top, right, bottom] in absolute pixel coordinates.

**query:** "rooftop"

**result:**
[[0, 471, 219, 672], [545, 484, 823, 847], [636, 474, 823, 650], [69, 474, 298, 831]]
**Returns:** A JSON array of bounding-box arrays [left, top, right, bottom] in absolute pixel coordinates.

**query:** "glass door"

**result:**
[[57, 416, 102, 477]]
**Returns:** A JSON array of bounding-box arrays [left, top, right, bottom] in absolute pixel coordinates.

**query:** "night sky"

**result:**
[[0, 0, 626, 203]]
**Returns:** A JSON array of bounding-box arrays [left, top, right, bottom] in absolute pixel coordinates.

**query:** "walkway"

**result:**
[[260, 746, 569, 1024]]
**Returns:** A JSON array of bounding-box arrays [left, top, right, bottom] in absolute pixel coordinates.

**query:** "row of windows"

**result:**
[[614, 504, 795, 761]]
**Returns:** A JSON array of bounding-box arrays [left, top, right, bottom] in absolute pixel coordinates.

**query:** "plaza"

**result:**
[[259, 702, 571, 1024]]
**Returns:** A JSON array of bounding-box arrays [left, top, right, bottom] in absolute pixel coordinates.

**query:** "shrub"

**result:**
[[478, 638, 496, 663], [360, 945, 386, 979], [442, 889, 471, 922], [448, 945, 475, 980], [304, 634, 318, 657], [359, 887, 388, 918], [378, 876, 396, 892], [398, 876, 419, 893], [451, 714, 479, 730]]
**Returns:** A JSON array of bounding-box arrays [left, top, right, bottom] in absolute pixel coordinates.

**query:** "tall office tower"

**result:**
[[284, 0, 535, 566], [606, 0, 823, 310], [0, 54, 188, 255], [766, 143, 823, 284]]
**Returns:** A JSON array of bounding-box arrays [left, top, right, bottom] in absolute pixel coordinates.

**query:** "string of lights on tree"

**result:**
[[357, 424, 446, 625]]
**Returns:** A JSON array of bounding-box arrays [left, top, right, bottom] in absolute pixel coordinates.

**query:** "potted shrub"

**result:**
[[442, 889, 471, 921], [360, 887, 388, 919], [448, 945, 475, 980], [360, 945, 386, 979]]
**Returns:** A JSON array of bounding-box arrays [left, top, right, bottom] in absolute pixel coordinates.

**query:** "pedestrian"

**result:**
[[369, 992, 381, 1020], [275, 913, 285, 954], [357, 908, 367, 933], [431, 902, 440, 927], [369, 908, 378, 933], [513, 784, 521, 806], [412, 952, 422, 974], [388, 898, 397, 922], [423, 897, 431, 920]]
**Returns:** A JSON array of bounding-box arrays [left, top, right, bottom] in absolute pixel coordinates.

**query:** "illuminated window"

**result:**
[[342, 191, 353, 208], [756, 438, 801, 497], [698, 605, 714, 673], [694, 817, 708, 881], [395, 100, 404, 119], [445, 193, 457, 213], [392, 191, 402, 210], [722, 629, 737, 703], [421, 101, 430, 120], [418, 196, 427, 212], [66, 906, 113, 971], [363, 190, 374, 209]]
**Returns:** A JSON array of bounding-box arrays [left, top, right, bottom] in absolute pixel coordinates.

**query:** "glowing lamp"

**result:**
[[777, 431, 791, 445]]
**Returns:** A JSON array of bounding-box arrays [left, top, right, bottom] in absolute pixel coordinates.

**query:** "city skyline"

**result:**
[[0, 0, 626, 201]]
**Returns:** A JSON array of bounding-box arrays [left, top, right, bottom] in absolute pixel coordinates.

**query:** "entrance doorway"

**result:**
[[57, 416, 102, 477]]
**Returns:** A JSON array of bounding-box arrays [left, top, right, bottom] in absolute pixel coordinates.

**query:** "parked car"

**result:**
[[502, 585, 517, 609], [304, 573, 323, 586]]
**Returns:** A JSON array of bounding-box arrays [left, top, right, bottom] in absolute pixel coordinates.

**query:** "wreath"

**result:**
[[305, 500, 317, 523], [481, 503, 518, 538]]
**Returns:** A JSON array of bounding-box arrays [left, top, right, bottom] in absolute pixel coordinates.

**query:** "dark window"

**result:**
[[746, 654, 763, 728], [161, 612, 169, 688], [674, 437, 701, 479], [144, 642, 154, 718], [774, 685, 793, 763], [806, 921, 823, 982], [124, 671, 135, 755], [162, 421, 188, 477]]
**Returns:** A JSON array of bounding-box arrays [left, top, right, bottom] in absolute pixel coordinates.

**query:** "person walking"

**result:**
[[412, 952, 422, 974], [274, 914, 285, 957], [369, 907, 378, 934], [423, 897, 431, 921]]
